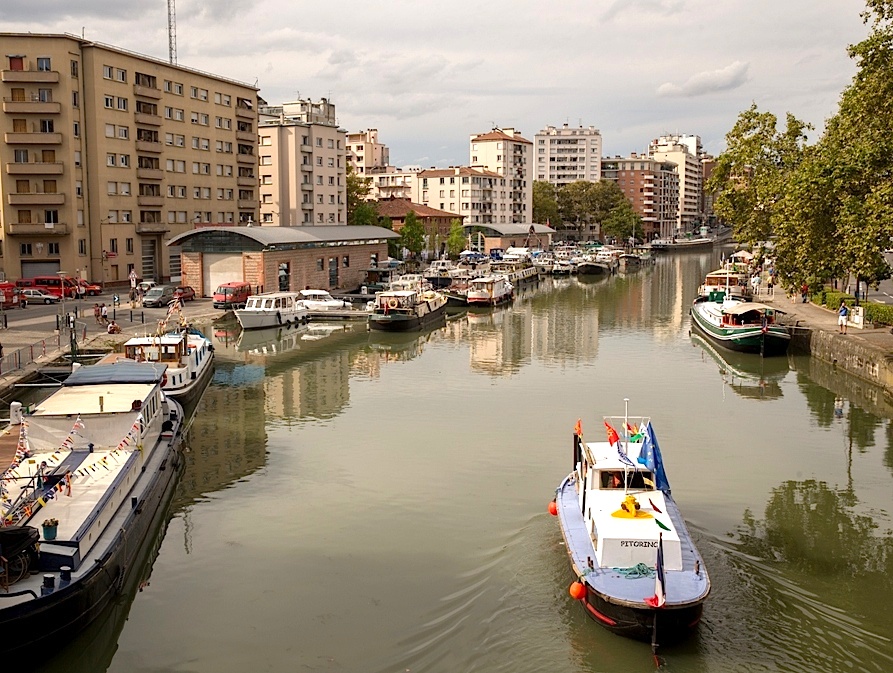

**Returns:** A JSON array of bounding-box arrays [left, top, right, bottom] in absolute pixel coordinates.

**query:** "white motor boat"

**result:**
[[298, 289, 351, 311], [235, 291, 310, 330]]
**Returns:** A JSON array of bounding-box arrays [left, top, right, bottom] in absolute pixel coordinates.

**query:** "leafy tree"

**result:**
[[346, 164, 373, 225], [399, 211, 425, 259], [379, 217, 401, 260], [532, 181, 560, 226], [351, 201, 379, 226], [557, 181, 624, 241], [601, 198, 644, 243], [447, 218, 466, 258]]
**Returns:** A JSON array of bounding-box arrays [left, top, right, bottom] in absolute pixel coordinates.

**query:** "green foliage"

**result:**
[[446, 218, 466, 258], [346, 164, 374, 225], [399, 211, 425, 258], [379, 218, 401, 260], [351, 201, 379, 226], [557, 181, 625, 240], [863, 302, 893, 325], [601, 197, 644, 243], [532, 181, 560, 226]]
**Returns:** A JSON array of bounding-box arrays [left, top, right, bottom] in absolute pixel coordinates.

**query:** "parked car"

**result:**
[[173, 286, 196, 301], [76, 279, 103, 296], [213, 281, 251, 309], [20, 289, 61, 304], [137, 280, 157, 294], [141, 285, 176, 308]]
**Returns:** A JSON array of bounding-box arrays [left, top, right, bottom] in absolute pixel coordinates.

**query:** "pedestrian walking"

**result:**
[[100, 303, 109, 325], [93, 303, 101, 324], [767, 273, 775, 296], [751, 274, 761, 297], [800, 283, 809, 303], [838, 300, 849, 334]]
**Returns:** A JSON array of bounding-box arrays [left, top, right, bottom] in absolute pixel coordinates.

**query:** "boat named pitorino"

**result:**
[[0, 360, 184, 658], [369, 288, 447, 331], [551, 407, 710, 646]]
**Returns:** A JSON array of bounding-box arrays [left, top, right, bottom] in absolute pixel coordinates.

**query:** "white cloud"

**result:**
[[657, 61, 750, 98]]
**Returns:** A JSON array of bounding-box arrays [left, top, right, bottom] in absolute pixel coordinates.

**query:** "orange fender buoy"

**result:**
[[569, 581, 586, 600], [548, 501, 558, 516]]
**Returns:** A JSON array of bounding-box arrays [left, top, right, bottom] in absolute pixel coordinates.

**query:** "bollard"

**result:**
[[141, 311, 145, 324], [112, 308, 116, 321], [130, 310, 133, 322]]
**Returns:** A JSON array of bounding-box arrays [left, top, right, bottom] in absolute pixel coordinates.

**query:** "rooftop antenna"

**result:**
[[167, 0, 177, 65]]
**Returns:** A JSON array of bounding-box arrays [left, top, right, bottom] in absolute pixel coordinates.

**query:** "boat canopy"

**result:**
[[722, 302, 779, 315], [64, 360, 166, 386]]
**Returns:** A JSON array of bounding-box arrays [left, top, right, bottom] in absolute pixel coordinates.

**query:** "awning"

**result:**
[[722, 302, 778, 315]]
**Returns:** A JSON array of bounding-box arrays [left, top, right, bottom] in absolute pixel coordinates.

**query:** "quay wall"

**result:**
[[793, 327, 893, 400]]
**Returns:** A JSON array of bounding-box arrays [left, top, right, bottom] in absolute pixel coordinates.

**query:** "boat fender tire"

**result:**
[[387, 298, 399, 310], [276, 311, 282, 325], [161, 373, 168, 387]]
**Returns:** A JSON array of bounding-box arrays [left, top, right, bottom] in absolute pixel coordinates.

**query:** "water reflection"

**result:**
[[690, 333, 790, 400]]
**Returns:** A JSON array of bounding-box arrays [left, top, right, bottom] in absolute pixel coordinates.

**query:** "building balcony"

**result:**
[[135, 140, 163, 153], [7, 222, 68, 236], [301, 202, 313, 210], [8, 192, 65, 206], [2, 99, 61, 114], [301, 182, 313, 191], [300, 163, 312, 172], [4, 132, 62, 144], [236, 130, 255, 142], [137, 195, 164, 207], [237, 176, 256, 187], [136, 222, 170, 234], [238, 199, 258, 209], [134, 112, 162, 126], [236, 153, 255, 164], [235, 106, 253, 119], [5, 161, 63, 175], [136, 167, 163, 180], [1, 70, 59, 83], [133, 84, 162, 99]]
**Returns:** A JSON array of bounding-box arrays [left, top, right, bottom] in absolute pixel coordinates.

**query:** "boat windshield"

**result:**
[[599, 470, 654, 490]]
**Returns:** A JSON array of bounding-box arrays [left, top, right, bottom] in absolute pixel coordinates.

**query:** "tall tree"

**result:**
[[346, 164, 374, 225], [532, 181, 560, 226], [447, 218, 466, 258], [399, 211, 425, 259], [556, 181, 624, 241], [601, 198, 644, 243]]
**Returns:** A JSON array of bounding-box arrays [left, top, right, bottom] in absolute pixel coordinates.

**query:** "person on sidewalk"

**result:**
[[751, 274, 761, 297], [93, 303, 101, 324], [801, 283, 809, 303], [100, 303, 109, 325], [767, 273, 775, 296], [107, 320, 121, 335], [838, 300, 849, 334]]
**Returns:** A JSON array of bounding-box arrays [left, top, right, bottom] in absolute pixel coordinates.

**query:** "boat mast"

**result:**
[[623, 397, 630, 494]]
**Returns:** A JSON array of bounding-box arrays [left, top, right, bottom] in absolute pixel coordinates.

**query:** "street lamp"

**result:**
[[57, 270, 67, 334]]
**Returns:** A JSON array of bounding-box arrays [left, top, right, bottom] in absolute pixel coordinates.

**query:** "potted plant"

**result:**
[[42, 517, 59, 541]]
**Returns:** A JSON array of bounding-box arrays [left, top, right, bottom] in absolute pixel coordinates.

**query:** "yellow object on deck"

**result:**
[[611, 494, 653, 519]]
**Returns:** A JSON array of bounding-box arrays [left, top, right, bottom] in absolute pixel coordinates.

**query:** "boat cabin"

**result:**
[[375, 290, 418, 312], [124, 334, 188, 364], [244, 292, 300, 312], [720, 302, 778, 327]]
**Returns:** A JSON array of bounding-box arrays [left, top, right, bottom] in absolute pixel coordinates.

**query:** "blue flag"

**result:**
[[638, 422, 670, 493]]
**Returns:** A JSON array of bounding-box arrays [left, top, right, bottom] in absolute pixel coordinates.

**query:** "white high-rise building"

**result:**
[[469, 127, 532, 224], [648, 134, 703, 234], [534, 124, 603, 187]]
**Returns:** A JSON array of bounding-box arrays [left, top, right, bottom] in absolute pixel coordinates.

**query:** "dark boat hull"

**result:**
[[0, 446, 183, 659], [690, 308, 790, 356], [578, 586, 704, 643], [369, 303, 447, 332]]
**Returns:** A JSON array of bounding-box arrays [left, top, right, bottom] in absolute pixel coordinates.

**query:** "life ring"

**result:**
[[387, 298, 399, 310], [161, 373, 168, 387]]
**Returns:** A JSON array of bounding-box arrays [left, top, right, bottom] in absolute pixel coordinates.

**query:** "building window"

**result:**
[[110, 238, 118, 253], [107, 154, 116, 167], [117, 97, 128, 111], [72, 90, 79, 107], [116, 68, 127, 82], [37, 57, 51, 72], [45, 210, 59, 224], [316, 258, 324, 271], [40, 119, 54, 133], [78, 239, 87, 255], [21, 243, 33, 256], [342, 255, 349, 268], [73, 122, 80, 137], [103, 65, 113, 79], [118, 126, 129, 139], [104, 95, 114, 109], [71, 60, 79, 77], [48, 242, 60, 255]]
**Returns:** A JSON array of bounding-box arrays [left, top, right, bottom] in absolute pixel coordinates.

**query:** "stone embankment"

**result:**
[[759, 290, 893, 398]]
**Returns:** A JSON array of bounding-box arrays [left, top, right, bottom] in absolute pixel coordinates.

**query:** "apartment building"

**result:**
[[0, 33, 259, 284], [647, 134, 703, 234], [416, 166, 506, 225], [601, 154, 679, 241], [345, 129, 389, 176], [370, 166, 418, 200], [534, 124, 603, 187], [258, 98, 346, 226], [469, 127, 532, 224]]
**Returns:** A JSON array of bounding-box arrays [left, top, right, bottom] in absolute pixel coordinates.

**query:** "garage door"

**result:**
[[202, 253, 243, 297], [22, 261, 61, 278]]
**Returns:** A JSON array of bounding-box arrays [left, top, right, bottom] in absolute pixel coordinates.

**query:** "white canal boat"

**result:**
[[0, 360, 184, 658], [298, 289, 351, 311], [466, 274, 514, 306], [235, 291, 310, 330], [121, 327, 214, 402], [369, 288, 448, 332]]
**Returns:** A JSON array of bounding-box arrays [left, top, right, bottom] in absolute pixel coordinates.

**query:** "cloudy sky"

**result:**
[[6, 0, 870, 167]]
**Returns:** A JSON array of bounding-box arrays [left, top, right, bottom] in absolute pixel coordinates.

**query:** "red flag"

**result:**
[[604, 421, 620, 446], [574, 419, 583, 437], [645, 533, 666, 608]]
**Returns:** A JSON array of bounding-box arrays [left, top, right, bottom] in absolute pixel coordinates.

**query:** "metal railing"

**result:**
[[0, 322, 88, 377]]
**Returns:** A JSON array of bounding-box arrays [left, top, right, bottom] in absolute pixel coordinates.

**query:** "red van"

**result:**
[[16, 275, 78, 298], [0, 282, 22, 309], [213, 281, 251, 309]]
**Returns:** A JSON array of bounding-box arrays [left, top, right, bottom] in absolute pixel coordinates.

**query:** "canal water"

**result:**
[[39, 251, 893, 673]]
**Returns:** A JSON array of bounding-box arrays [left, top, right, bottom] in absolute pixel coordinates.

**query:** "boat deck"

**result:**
[[556, 474, 709, 607]]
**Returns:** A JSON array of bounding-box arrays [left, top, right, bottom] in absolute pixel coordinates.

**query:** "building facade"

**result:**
[[601, 154, 679, 241], [257, 98, 346, 227], [345, 129, 389, 177], [647, 134, 703, 234], [534, 124, 603, 187], [370, 166, 418, 201], [416, 166, 505, 225], [0, 33, 259, 285], [469, 127, 532, 224], [376, 198, 459, 256]]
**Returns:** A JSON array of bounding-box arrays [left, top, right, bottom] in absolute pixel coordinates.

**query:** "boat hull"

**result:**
[[0, 434, 183, 658], [579, 587, 704, 643], [424, 275, 453, 290], [163, 355, 214, 403], [369, 302, 447, 332], [235, 308, 309, 330], [690, 305, 790, 356]]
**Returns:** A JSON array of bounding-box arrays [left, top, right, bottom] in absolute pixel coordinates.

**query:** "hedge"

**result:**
[[814, 288, 893, 326]]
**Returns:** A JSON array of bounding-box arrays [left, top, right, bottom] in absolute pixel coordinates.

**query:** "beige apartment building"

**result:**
[[0, 33, 259, 285], [258, 98, 346, 226], [648, 134, 703, 235], [416, 166, 505, 225], [601, 154, 679, 241], [345, 128, 389, 177], [469, 127, 533, 224], [534, 124, 603, 187], [371, 167, 418, 200]]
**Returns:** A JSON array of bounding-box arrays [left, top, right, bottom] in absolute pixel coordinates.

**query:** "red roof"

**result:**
[[376, 198, 459, 219], [471, 130, 532, 144]]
